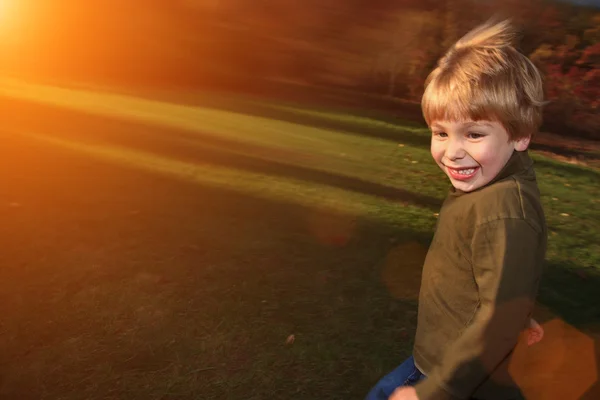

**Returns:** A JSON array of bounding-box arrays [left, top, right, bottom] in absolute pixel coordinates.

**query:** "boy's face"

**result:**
[[430, 120, 530, 192]]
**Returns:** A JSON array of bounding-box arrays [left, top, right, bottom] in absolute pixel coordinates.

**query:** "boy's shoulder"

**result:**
[[465, 171, 545, 232]]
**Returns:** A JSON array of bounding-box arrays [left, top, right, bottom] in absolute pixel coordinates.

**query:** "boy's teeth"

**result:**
[[457, 168, 475, 175]]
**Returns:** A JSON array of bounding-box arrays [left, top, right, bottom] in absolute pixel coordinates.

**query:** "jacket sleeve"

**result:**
[[414, 218, 543, 400]]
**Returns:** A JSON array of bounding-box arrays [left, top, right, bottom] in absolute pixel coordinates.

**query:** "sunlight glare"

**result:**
[[0, 1, 11, 22], [0, 0, 17, 32]]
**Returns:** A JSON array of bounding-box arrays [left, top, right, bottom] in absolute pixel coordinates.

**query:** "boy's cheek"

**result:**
[[430, 147, 443, 163], [432, 155, 446, 172]]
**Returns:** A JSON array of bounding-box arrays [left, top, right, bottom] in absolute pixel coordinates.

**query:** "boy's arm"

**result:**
[[414, 218, 542, 400]]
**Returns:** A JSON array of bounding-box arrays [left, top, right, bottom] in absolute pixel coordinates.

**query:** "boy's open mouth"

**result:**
[[446, 166, 480, 181]]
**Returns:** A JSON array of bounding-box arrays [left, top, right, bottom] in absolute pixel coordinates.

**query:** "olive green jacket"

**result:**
[[414, 150, 547, 400]]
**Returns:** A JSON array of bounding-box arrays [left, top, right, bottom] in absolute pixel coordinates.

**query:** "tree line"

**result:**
[[2, 0, 598, 138]]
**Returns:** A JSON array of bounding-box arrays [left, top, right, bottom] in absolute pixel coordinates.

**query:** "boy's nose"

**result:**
[[445, 138, 466, 160]]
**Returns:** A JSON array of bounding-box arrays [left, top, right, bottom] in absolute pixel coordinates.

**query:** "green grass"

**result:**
[[1, 79, 599, 399]]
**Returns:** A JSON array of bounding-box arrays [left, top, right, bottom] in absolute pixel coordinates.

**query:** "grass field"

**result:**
[[1, 79, 599, 399]]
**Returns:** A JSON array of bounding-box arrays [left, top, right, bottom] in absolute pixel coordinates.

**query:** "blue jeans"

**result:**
[[365, 356, 426, 400]]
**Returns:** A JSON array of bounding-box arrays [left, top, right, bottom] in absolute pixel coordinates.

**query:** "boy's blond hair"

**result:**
[[422, 19, 545, 140]]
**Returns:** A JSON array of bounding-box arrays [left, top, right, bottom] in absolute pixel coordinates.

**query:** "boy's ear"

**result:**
[[514, 135, 531, 151]]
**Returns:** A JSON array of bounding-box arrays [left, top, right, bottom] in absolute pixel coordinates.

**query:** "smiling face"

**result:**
[[430, 120, 531, 192]]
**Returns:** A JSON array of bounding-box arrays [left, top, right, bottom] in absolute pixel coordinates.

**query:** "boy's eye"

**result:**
[[467, 132, 484, 139], [433, 131, 448, 138]]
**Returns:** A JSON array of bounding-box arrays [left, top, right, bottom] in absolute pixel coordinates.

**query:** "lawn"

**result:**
[[1, 79, 599, 399]]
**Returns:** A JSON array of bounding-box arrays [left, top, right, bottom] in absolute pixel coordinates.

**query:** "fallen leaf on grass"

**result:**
[[286, 334, 295, 345]]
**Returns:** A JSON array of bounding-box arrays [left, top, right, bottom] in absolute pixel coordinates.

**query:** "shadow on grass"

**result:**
[[531, 142, 600, 162], [220, 100, 430, 145], [176, 96, 600, 181], [2, 98, 443, 211], [234, 103, 600, 164], [135, 85, 600, 163], [0, 136, 426, 399], [18, 75, 599, 161], [534, 156, 600, 181], [538, 262, 600, 329], [177, 94, 435, 148]]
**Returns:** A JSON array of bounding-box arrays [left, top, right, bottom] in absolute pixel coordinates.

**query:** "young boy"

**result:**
[[366, 19, 548, 400]]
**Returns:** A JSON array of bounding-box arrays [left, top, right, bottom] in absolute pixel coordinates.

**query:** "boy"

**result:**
[[366, 19, 547, 400]]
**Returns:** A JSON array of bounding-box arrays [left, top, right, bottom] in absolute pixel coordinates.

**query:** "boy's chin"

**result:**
[[449, 177, 483, 193]]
